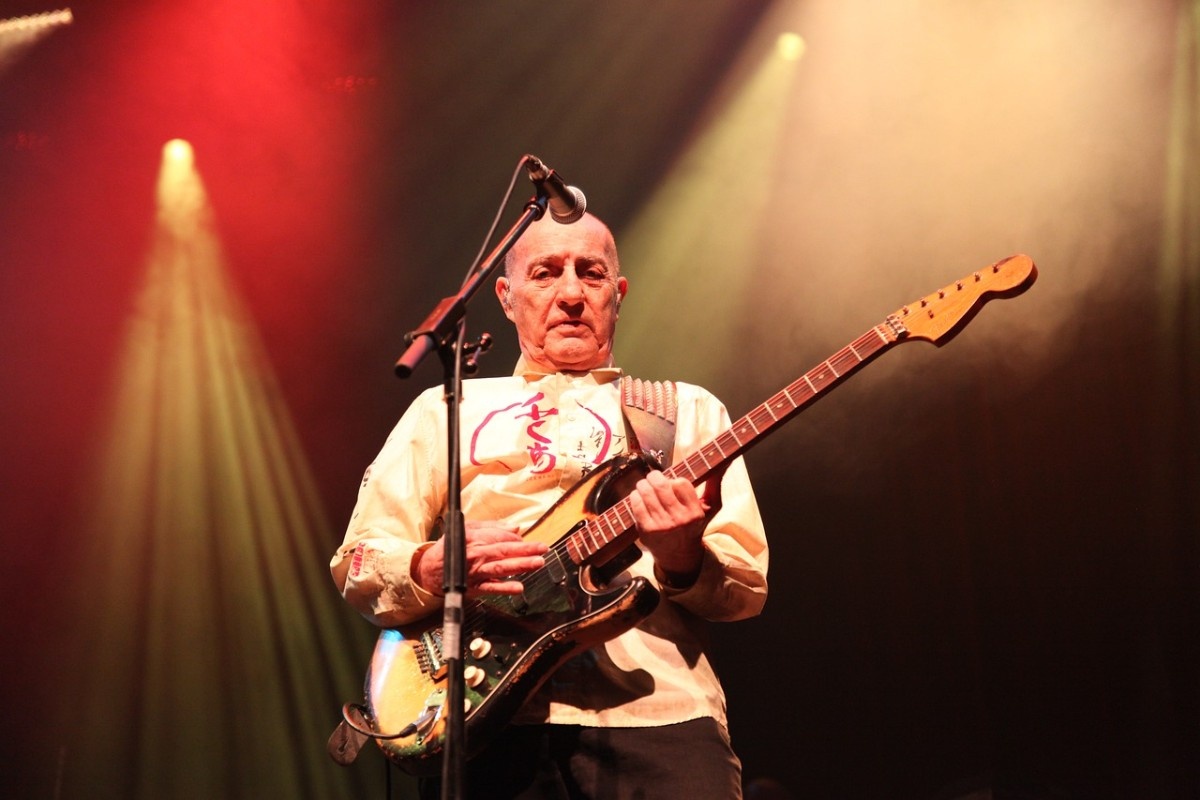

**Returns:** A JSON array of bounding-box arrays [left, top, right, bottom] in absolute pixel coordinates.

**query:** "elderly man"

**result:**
[[331, 212, 768, 799]]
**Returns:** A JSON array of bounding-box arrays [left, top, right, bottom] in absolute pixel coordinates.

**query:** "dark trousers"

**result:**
[[418, 717, 743, 800]]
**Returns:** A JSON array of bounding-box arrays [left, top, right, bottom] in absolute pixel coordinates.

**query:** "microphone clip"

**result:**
[[524, 154, 587, 224]]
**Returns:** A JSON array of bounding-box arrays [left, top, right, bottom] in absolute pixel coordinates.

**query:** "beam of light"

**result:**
[[0, 7, 72, 34], [615, 13, 805, 390], [67, 140, 372, 799], [0, 8, 72, 74], [1159, 0, 1200, 343], [1152, 0, 1200, 532]]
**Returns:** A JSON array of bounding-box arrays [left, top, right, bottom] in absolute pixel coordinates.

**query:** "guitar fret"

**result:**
[[668, 456, 690, 482], [830, 351, 859, 374], [582, 519, 601, 553], [824, 359, 841, 378], [768, 393, 787, 419], [579, 521, 600, 554], [565, 537, 578, 562], [612, 502, 635, 534]]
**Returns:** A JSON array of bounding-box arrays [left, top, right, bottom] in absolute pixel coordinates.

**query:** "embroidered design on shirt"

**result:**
[[349, 542, 380, 578]]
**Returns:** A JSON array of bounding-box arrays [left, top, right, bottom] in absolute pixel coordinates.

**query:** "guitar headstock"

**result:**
[[891, 254, 1037, 344]]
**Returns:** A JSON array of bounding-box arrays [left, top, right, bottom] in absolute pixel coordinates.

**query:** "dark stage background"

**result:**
[[2, 1, 1197, 798]]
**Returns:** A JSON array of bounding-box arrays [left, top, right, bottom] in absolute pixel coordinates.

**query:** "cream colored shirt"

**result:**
[[331, 358, 768, 730]]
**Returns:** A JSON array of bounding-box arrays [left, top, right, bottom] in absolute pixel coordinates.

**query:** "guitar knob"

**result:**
[[469, 637, 493, 659], [464, 665, 486, 688]]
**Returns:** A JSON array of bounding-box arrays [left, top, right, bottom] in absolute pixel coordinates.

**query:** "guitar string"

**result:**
[[446, 325, 894, 660], [426, 272, 1024, 665], [451, 329, 889, 643]]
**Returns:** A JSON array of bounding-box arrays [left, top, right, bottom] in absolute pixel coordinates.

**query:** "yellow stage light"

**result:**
[[776, 32, 806, 62], [163, 137, 193, 165], [0, 8, 73, 75], [0, 8, 73, 35]]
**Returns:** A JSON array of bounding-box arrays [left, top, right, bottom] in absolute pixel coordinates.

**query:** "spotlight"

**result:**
[[776, 32, 806, 62], [163, 138, 194, 166], [0, 8, 74, 75], [0, 8, 73, 36]]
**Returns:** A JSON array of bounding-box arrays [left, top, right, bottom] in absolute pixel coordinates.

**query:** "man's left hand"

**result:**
[[628, 470, 723, 587]]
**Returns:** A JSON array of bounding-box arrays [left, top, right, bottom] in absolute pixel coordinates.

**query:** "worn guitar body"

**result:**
[[354, 253, 1039, 775], [364, 452, 661, 776]]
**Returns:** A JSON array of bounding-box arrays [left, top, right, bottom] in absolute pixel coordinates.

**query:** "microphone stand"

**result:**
[[393, 193, 550, 800]]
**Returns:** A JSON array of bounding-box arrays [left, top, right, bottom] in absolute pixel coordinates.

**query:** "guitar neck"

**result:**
[[669, 320, 903, 483], [569, 316, 907, 564]]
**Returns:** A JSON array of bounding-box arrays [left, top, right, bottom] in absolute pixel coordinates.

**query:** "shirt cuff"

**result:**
[[653, 545, 711, 596]]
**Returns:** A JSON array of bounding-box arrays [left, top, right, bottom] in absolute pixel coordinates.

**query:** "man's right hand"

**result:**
[[412, 520, 548, 596]]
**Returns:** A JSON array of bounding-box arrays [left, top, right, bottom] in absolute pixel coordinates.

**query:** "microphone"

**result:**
[[524, 155, 587, 224]]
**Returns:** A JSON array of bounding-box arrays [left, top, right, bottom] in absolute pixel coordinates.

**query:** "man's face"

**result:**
[[496, 215, 628, 373]]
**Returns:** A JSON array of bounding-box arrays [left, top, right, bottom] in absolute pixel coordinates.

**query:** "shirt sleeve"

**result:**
[[329, 387, 448, 627], [653, 384, 769, 622]]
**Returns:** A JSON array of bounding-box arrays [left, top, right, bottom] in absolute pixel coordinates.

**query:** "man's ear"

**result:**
[[496, 277, 514, 317]]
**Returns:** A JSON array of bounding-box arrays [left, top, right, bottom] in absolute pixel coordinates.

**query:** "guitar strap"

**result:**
[[619, 375, 677, 469]]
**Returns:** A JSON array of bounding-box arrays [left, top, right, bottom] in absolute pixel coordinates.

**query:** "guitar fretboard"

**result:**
[[563, 317, 906, 565]]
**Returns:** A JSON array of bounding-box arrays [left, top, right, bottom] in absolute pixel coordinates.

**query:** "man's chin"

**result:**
[[543, 341, 606, 372]]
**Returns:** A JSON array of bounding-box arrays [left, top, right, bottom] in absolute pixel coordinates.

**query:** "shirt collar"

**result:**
[[513, 354, 623, 383]]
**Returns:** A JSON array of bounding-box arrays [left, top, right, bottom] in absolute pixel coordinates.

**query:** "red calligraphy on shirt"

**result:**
[[469, 392, 616, 473]]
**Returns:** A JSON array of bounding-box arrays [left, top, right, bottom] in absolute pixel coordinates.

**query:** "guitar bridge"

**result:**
[[415, 629, 446, 679]]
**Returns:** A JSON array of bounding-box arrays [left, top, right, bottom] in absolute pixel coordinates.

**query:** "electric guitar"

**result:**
[[352, 254, 1037, 774]]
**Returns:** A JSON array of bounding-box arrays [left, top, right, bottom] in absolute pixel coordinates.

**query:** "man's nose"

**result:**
[[556, 267, 585, 303]]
